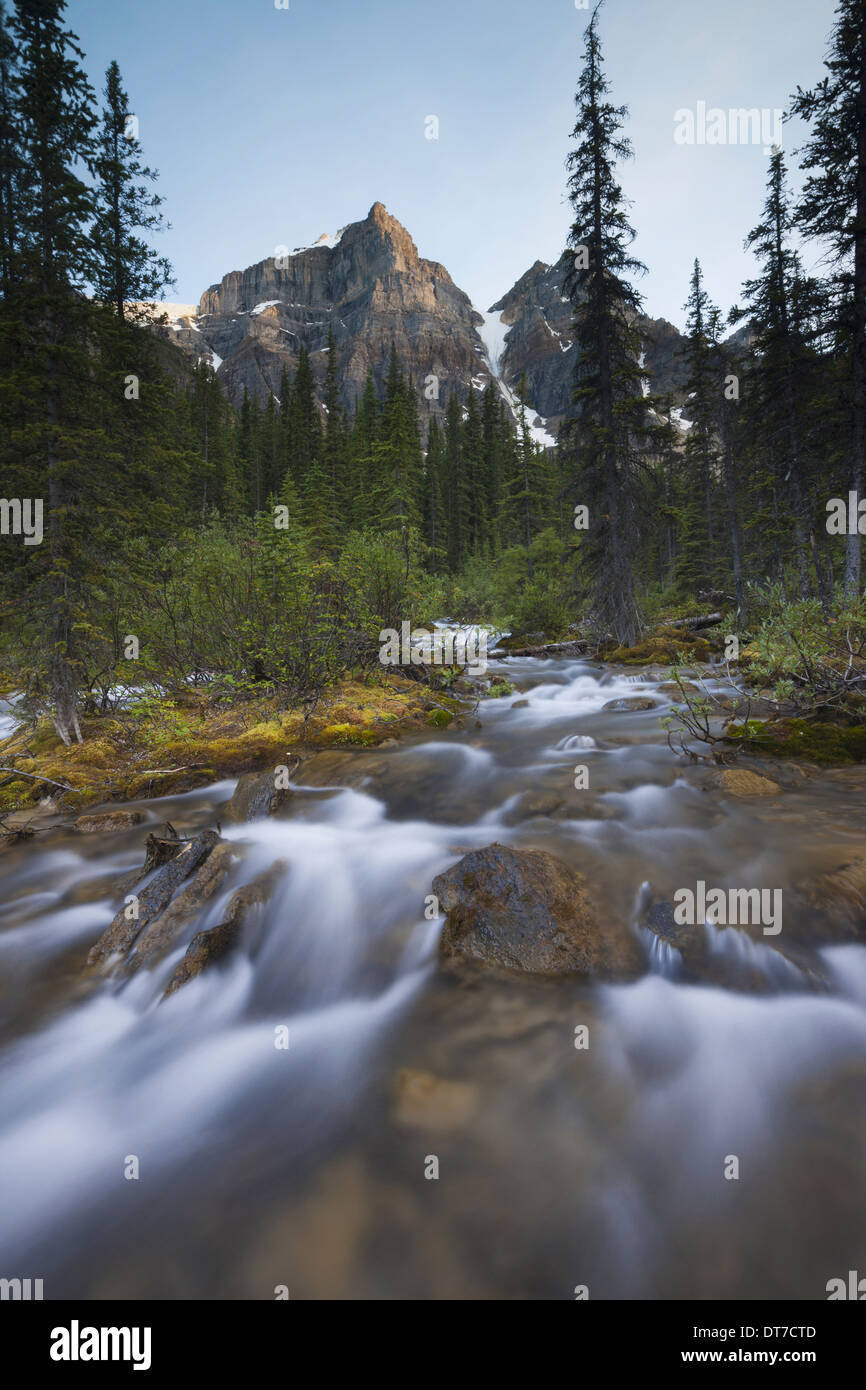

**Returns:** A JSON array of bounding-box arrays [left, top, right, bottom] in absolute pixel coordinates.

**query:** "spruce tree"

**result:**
[[4, 0, 97, 741], [561, 2, 655, 645], [677, 259, 721, 595], [423, 413, 447, 569], [91, 60, 172, 321], [0, 4, 19, 297], [791, 0, 866, 595], [732, 150, 827, 605]]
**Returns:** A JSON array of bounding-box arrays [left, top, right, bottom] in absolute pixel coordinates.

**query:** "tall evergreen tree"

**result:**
[[676, 259, 720, 595], [91, 60, 172, 321], [0, 4, 19, 297], [323, 323, 348, 517], [4, 0, 98, 741], [791, 0, 866, 595], [732, 149, 828, 606], [561, 2, 656, 646]]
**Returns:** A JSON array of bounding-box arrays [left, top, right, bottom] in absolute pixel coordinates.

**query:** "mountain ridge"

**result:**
[[145, 202, 693, 443]]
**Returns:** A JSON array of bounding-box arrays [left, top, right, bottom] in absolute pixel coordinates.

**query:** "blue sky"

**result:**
[[69, 0, 838, 328]]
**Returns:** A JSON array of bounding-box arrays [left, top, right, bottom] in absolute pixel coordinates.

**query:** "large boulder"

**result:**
[[433, 843, 643, 979]]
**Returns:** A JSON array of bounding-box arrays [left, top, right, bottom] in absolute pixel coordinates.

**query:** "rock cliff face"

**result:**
[[153, 202, 496, 422], [485, 253, 692, 433], [148, 204, 694, 442]]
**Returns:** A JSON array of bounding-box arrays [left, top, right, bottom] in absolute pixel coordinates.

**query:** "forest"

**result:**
[[0, 0, 864, 760]]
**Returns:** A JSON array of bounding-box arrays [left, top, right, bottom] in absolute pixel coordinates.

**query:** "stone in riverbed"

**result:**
[[162, 859, 287, 997], [715, 769, 779, 797], [391, 1068, 478, 1131], [225, 764, 298, 822], [601, 696, 657, 712], [657, 681, 701, 699], [87, 829, 222, 969], [433, 843, 643, 979], [74, 809, 143, 834]]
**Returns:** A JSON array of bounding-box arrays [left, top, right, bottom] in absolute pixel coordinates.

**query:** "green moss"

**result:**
[[484, 679, 516, 698], [319, 723, 380, 746], [606, 628, 711, 665], [427, 708, 453, 728], [726, 717, 866, 764]]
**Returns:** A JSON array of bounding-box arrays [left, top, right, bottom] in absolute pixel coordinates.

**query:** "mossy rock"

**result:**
[[726, 718, 866, 764], [427, 708, 454, 728], [606, 628, 710, 665], [484, 679, 516, 698], [319, 723, 380, 746]]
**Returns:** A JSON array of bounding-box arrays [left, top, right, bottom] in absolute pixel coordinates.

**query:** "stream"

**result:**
[[1, 651, 865, 1299]]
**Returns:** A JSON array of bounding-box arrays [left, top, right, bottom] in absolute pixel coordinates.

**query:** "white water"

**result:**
[[1, 654, 865, 1297]]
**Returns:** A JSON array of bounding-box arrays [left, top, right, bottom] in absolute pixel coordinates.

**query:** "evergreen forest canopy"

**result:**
[[0, 0, 864, 743]]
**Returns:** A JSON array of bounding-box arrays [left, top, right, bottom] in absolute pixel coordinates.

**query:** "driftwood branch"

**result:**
[[0, 765, 77, 792]]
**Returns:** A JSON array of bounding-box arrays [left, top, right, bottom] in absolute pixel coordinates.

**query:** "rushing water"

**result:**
[[1, 654, 865, 1299]]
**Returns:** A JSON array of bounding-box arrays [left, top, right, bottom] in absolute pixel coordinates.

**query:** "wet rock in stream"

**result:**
[[638, 894, 826, 992], [225, 761, 300, 822], [434, 843, 644, 979], [87, 828, 227, 972], [73, 809, 143, 834], [162, 860, 286, 998]]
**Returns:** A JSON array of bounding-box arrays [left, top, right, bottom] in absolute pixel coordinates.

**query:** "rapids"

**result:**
[[0, 652, 865, 1299]]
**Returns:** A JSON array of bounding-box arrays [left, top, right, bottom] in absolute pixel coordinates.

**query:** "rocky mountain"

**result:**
[[147, 203, 693, 446], [481, 254, 692, 434], [148, 202, 503, 420]]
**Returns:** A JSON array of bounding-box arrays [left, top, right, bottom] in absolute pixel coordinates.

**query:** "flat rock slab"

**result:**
[[715, 769, 780, 797], [74, 810, 144, 834]]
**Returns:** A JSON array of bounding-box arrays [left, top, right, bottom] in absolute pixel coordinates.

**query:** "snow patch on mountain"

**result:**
[[475, 308, 510, 377], [474, 305, 557, 448], [291, 228, 347, 254]]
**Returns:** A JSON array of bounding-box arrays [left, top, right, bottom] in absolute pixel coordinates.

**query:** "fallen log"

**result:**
[[661, 613, 723, 632]]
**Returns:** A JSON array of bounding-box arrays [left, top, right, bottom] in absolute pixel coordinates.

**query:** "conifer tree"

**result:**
[[561, 2, 655, 645], [791, 0, 866, 595], [0, 4, 19, 297], [676, 259, 721, 595], [4, 0, 98, 741], [732, 150, 827, 605], [323, 324, 348, 517], [91, 60, 172, 321], [423, 412, 447, 569], [443, 391, 467, 570]]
